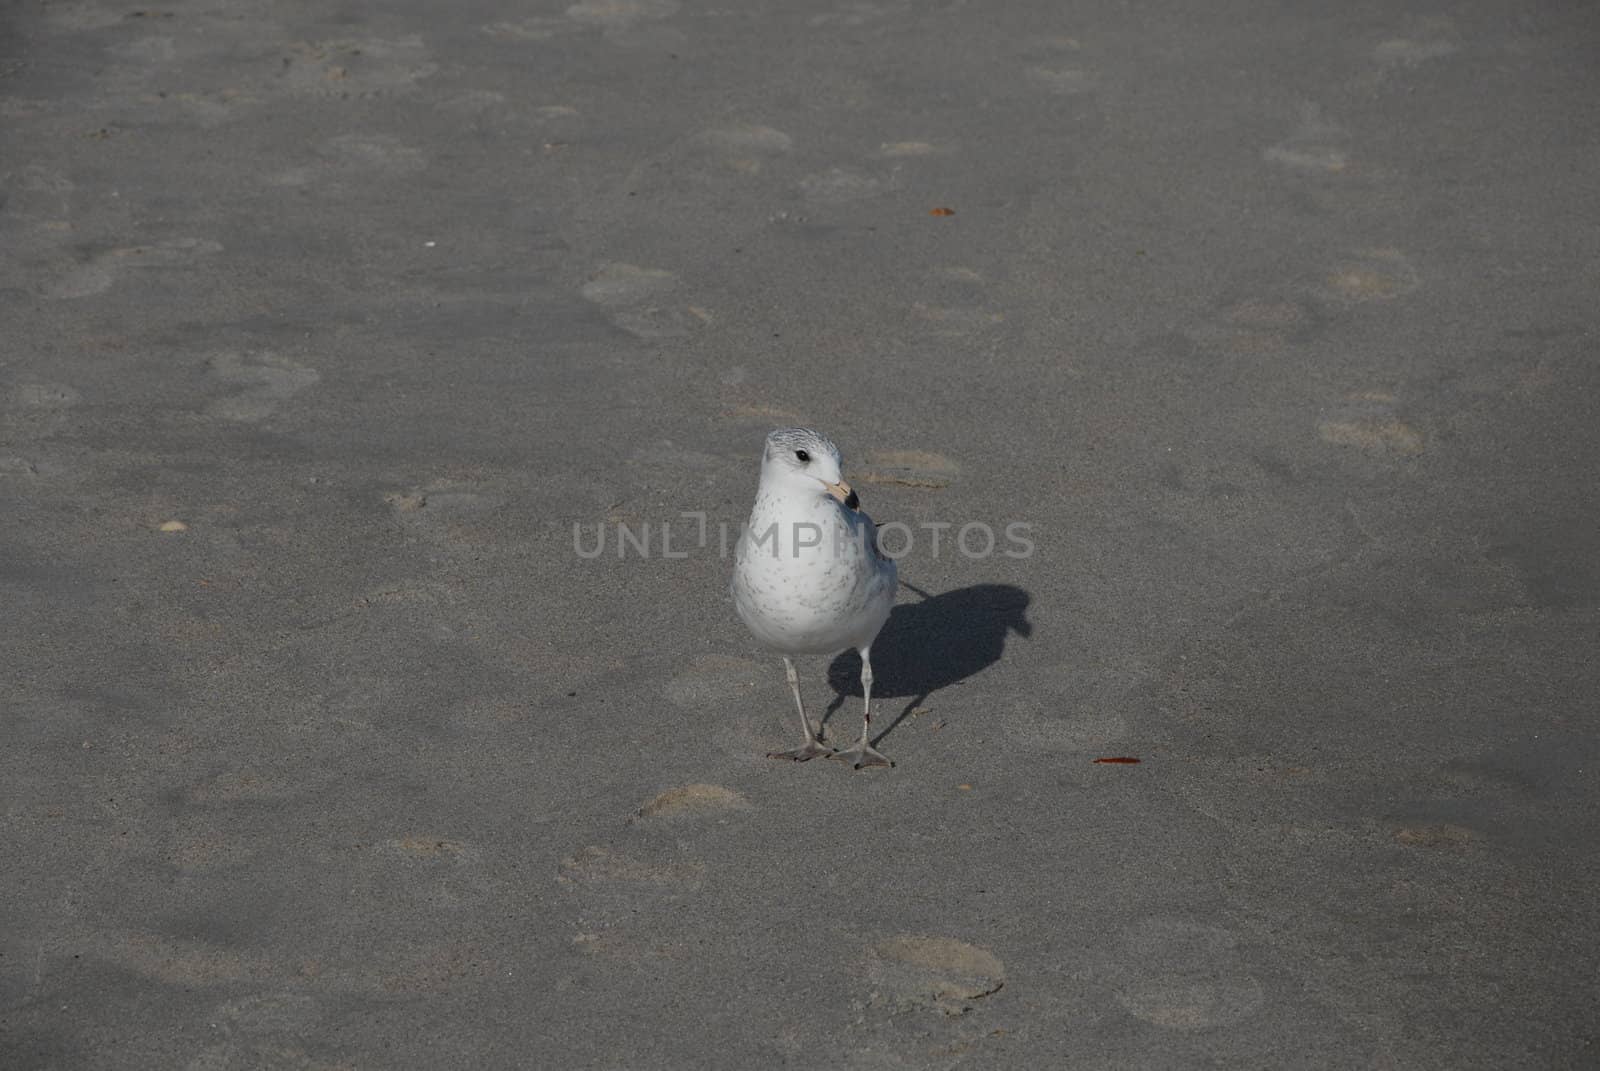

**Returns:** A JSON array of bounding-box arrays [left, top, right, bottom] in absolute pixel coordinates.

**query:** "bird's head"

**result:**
[[760, 427, 858, 509]]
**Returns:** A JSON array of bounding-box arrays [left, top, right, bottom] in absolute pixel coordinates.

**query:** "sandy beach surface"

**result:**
[[3, 1, 1598, 1067]]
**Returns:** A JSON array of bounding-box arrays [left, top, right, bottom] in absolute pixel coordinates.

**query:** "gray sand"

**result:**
[[3, 1, 1598, 1067]]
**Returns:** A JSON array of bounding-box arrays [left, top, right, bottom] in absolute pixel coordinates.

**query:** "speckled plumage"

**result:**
[[731, 428, 897, 767]]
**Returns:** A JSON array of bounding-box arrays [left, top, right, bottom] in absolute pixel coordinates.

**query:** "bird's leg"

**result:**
[[832, 647, 892, 769], [767, 656, 834, 761]]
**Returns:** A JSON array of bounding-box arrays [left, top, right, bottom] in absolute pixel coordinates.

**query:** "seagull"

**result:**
[[732, 428, 897, 769]]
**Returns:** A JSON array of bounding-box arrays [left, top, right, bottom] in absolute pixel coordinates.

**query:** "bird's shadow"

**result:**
[[821, 582, 1033, 747]]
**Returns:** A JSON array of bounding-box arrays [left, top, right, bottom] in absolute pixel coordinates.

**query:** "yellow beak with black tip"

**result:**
[[824, 480, 859, 510]]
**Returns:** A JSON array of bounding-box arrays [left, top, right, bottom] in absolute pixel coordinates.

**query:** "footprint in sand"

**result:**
[[580, 262, 675, 304], [280, 36, 438, 97], [633, 784, 750, 821], [876, 140, 942, 158], [9, 380, 82, 410], [4, 166, 74, 222], [1018, 37, 1095, 92], [856, 448, 959, 491], [379, 836, 476, 863], [797, 166, 898, 204], [691, 124, 794, 176], [696, 126, 794, 155], [1025, 65, 1097, 96], [1391, 823, 1476, 850], [1106, 918, 1264, 1029], [1341, 17, 1460, 92], [317, 133, 427, 175], [1324, 247, 1419, 303], [204, 351, 320, 422], [1373, 36, 1458, 67], [579, 263, 700, 340], [909, 303, 1002, 333], [716, 368, 808, 425], [434, 89, 509, 115], [1192, 294, 1321, 355], [1372, 15, 1460, 71], [807, 2, 905, 29], [1317, 389, 1424, 456], [212, 991, 324, 1035], [109, 34, 178, 63], [0, 456, 49, 478], [93, 929, 275, 988], [557, 845, 704, 889], [390, 489, 502, 512], [864, 936, 1006, 1016], [627, 438, 727, 481], [44, 237, 222, 300], [1264, 103, 1349, 174], [565, 0, 684, 47], [43, 3, 131, 31], [567, 0, 680, 29], [908, 267, 1005, 338], [382, 484, 506, 548], [560, 786, 743, 971], [616, 123, 795, 211], [482, 17, 575, 42]]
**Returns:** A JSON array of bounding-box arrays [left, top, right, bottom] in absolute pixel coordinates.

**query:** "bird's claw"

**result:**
[[830, 742, 893, 770]]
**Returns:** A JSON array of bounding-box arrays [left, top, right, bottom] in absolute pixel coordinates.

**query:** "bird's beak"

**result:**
[[824, 480, 859, 510]]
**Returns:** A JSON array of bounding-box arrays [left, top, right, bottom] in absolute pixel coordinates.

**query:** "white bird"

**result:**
[[732, 428, 897, 769]]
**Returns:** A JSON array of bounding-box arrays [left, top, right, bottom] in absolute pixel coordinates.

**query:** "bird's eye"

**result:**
[[795, 449, 810, 463]]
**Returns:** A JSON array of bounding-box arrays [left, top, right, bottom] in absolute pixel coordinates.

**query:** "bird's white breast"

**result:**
[[732, 489, 895, 656]]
